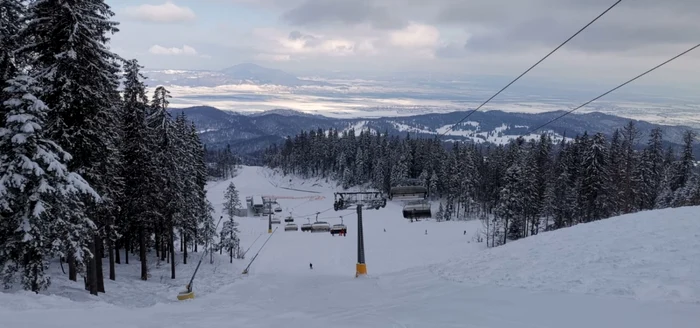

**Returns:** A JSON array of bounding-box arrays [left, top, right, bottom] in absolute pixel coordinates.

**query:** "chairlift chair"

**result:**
[[402, 200, 432, 219], [390, 185, 428, 200], [311, 221, 331, 233], [334, 192, 387, 210], [333, 193, 357, 211], [330, 224, 347, 236]]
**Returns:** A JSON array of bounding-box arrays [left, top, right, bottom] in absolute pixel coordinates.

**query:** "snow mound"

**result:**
[[432, 206, 700, 303]]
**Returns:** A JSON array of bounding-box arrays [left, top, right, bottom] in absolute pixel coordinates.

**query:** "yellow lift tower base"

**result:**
[[177, 285, 195, 301], [355, 263, 367, 277]]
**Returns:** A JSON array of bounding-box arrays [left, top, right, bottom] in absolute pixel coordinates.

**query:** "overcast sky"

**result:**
[[108, 0, 700, 88]]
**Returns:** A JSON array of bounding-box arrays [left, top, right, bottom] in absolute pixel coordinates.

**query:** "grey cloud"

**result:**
[[288, 31, 303, 40], [288, 30, 323, 47], [435, 42, 468, 59], [436, 0, 700, 53], [280, 0, 407, 30], [273, 0, 700, 54]]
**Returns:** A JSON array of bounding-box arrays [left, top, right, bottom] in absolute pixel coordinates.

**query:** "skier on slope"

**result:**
[[309, 263, 313, 270]]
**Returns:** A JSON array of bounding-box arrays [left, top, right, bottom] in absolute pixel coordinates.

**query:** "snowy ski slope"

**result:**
[[1, 165, 699, 327]]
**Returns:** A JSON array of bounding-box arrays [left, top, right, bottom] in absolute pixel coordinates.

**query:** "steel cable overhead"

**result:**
[[518, 43, 700, 139], [440, 0, 623, 137]]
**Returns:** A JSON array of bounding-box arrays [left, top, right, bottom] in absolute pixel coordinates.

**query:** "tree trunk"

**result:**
[[108, 233, 116, 280], [155, 227, 160, 259], [68, 253, 77, 281], [139, 224, 147, 281], [125, 235, 129, 264], [160, 227, 167, 262], [170, 221, 176, 279], [194, 230, 198, 252], [180, 231, 183, 252], [88, 238, 98, 296], [115, 239, 120, 265], [163, 237, 168, 262], [183, 233, 188, 265], [96, 236, 105, 292]]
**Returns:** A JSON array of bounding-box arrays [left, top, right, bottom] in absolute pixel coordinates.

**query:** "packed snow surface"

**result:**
[[433, 207, 700, 303], [1, 166, 699, 327]]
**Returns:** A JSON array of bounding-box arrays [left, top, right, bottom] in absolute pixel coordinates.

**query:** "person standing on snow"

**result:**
[[309, 263, 313, 270]]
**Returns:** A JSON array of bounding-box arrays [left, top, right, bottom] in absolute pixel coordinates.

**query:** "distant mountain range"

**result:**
[[144, 63, 332, 88], [169, 106, 699, 162]]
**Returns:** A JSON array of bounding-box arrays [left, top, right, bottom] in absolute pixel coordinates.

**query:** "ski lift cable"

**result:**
[[519, 43, 700, 138], [294, 207, 334, 218], [317, 211, 356, 221], [439, 0, 623, 137], [276, 207, 338, 221], [290, 198, 315, 211]]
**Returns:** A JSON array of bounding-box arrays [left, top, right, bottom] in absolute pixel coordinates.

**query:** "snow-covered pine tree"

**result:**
[[531, 134, 553, 233], [0, 0, 26, 116], [199, 202, 218, 264], [187, 120, 209, 254], [223, 182, 242, 219], [0, 75, 99, 292], [119, 59, 152, 281], [354, 147, 366, 183], [655, 164, 676, 209], [19, 0, 122, 295], [147, 85, 180, 279], [580, 133, 613, 222], [218, 218, 241, 263], [435, 203, 444, 222], [342, 166, 353, 189], [671, 172, 700, 207], [498, 162, 527, 242], [620, 121, 641, 213], [418, 168, 429, 190], [173, 112, 196, 263], [607, 130, 622, 215], [428, 170, 439, 200], [673, 130, 696, 191], [390, 153, 409, 188], [520, 150, 540, 236], [640, 128, 665, 209]]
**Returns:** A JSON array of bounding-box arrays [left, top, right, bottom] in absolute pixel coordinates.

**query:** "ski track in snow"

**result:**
[[1, 165, 700, 327]]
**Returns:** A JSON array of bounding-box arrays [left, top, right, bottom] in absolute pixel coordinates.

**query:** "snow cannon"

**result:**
[[177, 284, 195, 301]]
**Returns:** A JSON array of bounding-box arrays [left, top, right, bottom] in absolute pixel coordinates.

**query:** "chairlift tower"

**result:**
[[333, 191, 386, 277], [263, 197, 275, 233]]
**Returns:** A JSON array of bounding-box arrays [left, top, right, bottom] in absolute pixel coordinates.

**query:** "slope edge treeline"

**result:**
[[0, 0, 215, 295], [263, 123, 699, 246]]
